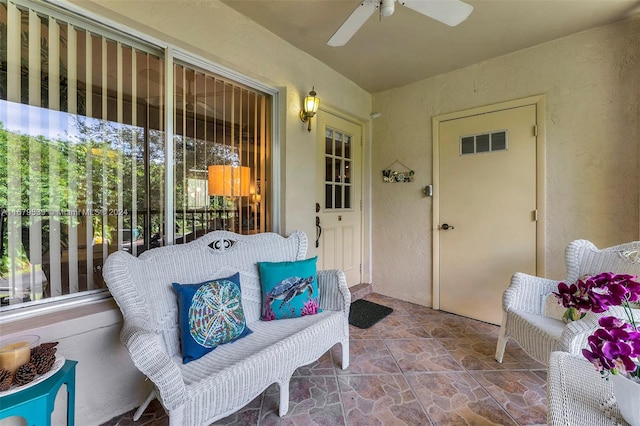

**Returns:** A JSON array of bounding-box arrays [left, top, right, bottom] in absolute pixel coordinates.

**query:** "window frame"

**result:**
[[0, 0, 281, 322]]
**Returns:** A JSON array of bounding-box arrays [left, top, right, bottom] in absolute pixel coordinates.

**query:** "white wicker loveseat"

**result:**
[[495, 239, 640, 365], [102, 230, 350, 425]]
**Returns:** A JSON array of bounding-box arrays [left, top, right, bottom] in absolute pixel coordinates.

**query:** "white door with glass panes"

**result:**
[[316, 112, 362, 286]]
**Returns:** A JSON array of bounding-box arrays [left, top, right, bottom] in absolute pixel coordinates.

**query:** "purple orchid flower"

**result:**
[[554, 272, 640, 313], [582, 315, 640, 376], [554, 273, 640, 378]]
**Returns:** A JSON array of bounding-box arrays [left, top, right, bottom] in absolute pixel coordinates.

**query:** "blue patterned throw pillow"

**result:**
[[172, 273, 252, 364], [258, 257, 321, 321]]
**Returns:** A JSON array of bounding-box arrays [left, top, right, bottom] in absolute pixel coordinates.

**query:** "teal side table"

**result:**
[[0, 359, 77, 426]]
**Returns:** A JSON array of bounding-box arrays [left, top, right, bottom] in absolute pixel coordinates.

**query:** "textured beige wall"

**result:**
[[371, 17, 640, 307]]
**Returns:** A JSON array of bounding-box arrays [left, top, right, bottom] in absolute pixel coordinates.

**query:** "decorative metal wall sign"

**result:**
[[382, 160, 415, 183]]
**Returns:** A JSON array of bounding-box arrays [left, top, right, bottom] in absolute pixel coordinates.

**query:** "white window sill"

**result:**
[[0, 296, 121, 336]]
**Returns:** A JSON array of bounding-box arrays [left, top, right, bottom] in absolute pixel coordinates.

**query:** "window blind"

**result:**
[[0, 0, 164, 306]]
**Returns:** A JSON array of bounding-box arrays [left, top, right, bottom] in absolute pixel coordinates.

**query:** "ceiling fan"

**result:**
[[167, 78, 226, 116], [327, 0, 473, 47], [176, 88, 219, 116], [146, 84, 227, 117]]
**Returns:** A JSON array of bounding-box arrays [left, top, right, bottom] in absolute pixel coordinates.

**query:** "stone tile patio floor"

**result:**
[[102, 293, 547, 426]]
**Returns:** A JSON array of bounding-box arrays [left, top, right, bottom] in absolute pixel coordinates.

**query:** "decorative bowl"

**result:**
[[0, 335, 40, 374]]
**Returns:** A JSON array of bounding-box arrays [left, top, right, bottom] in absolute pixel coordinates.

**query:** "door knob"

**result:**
[[441, 223, 455, 230]]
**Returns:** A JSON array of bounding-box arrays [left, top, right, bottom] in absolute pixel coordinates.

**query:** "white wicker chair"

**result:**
[[495, 239, 640, 365], [547, 351, 622, 425], [103, 230, 350, 425]]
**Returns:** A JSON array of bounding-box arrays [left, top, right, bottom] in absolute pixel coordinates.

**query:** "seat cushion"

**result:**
[[176, 310, 346, 424], [505, 310, 566, 364], [515, 310, 565, 341], [179, 310, 339, 381]]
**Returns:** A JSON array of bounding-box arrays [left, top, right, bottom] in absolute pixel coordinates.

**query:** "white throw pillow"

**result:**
[[543, 293, 565, 321]]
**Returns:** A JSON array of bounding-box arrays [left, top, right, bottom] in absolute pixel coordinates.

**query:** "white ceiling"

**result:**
[[221, 0, 640, 93]]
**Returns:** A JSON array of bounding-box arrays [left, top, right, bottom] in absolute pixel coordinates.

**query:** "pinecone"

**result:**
[[0, 368, 13, 391], [38, 347, 57, 359], [13, 363, 37, 386], [31, 343, 58, 358], [31, 351, 56, 375], [40, 341, 58, 350]]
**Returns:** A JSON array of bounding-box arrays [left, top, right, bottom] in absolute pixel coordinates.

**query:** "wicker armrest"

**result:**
[[316, 269, 351, 312], [120, 323, 185, 411], [503, 272, 560, 314], [559, 312, 601, 354]]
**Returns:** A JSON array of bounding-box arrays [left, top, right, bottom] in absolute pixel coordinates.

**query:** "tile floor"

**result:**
[[102, 293, 547, 426]]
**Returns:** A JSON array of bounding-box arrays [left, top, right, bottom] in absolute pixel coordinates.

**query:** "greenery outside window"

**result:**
[[0, 0, 272, 312]]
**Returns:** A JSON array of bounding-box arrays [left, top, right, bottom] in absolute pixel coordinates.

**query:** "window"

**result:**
[[173, 63, 269, 242], [0, 0, 272, 312], [324, 127, 352, 210]]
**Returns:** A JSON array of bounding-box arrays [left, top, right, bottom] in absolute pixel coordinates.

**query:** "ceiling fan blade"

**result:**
[[401, 0, 473, 27], [147, 95, 187, 107], [327, 0, 379, 47]]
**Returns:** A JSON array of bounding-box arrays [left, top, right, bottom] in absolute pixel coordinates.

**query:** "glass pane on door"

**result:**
[[323, 127, 353, 211]]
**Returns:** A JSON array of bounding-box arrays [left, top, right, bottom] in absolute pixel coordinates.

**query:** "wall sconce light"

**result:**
[[299, 87, 320, 132]]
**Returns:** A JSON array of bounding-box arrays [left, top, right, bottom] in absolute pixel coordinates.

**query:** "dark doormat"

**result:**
[[348, 299, 393, 329]]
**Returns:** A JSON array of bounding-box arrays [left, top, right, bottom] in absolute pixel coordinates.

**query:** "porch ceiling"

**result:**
[[221, 0, 640, 93]]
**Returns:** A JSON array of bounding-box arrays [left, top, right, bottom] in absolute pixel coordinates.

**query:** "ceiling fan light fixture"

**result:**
[[381, 0, 395, 17], [327, 0, 472, 47]]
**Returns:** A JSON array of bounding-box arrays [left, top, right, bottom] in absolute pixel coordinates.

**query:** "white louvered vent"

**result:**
[[460, 130, 508, 155]]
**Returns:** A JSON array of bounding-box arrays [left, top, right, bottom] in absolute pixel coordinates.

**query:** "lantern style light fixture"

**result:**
[[299, 87, 320, 132], [207, 165, 251, 197]]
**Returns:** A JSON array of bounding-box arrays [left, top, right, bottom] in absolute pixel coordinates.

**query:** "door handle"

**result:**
[[440, 223, 455, 230], [316, 216, 322, 248]]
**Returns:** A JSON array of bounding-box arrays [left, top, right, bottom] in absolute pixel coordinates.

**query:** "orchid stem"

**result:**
[[623, 299, 637, 331]]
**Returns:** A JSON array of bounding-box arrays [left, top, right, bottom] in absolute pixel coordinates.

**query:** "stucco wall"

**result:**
[[371, 17, 640, 307], [1, 1, 371, 425]]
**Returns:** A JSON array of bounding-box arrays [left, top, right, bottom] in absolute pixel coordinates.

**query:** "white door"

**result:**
[[437, 105, 537, 325], [316, 111, 362, 286]]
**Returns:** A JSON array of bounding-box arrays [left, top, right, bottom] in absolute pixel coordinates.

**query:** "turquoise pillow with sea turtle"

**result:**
[[172, 273, 252, 364], [258, 257, 321, 320]]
